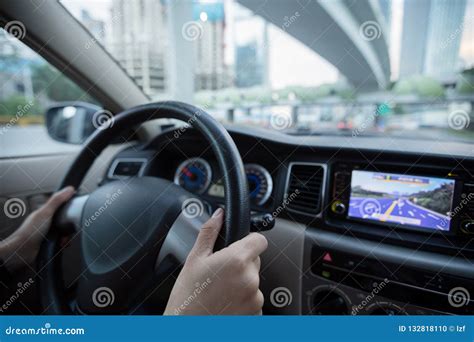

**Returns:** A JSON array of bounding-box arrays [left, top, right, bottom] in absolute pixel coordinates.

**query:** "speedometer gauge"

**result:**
[[174, 158, 212, 194], [245, 164, 273, 205]]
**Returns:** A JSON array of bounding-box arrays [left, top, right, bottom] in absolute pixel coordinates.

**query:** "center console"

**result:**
[[328, 161, 474, 240], [302, 228, 474, 315], [302, 160, 474, 315]]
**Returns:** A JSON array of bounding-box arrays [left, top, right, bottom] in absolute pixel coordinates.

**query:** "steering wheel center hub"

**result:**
[[81, 178, 182, 274]]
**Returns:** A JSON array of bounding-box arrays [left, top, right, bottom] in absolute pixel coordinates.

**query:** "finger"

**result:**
[[43, 186, 75, 214], [190, 208, 224, 257], [228, 232, 268, 261], [251, 290, 264, 314], [253, 256, 261, 271]]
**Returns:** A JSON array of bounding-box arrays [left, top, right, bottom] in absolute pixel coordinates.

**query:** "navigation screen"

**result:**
[[348, 171, 455, 231]]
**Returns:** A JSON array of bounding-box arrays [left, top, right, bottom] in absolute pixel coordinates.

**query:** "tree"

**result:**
[[0, 95, 41, 117], [393, 75, 445, 98], [31, 63, 97, 103], [457, 68, 474, 94]]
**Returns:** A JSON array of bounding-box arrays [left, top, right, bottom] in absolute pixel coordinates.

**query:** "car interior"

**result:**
[[1, 0, 473, 316]]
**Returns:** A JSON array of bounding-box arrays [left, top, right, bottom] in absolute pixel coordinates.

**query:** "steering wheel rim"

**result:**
[[38, 101, 250, 314]]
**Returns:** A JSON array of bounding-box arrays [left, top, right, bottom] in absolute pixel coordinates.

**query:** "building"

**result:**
[[398, 0, 432, 78], [81, 9, 105, 43], [424, 0, 467, 80], [235, 42, 263, 88], [378, 0, 392, 28], [193, 1, 230, 91], [233, 3, 267, 88], [109, 0, 166, 96], [0, 30, 34, 102]]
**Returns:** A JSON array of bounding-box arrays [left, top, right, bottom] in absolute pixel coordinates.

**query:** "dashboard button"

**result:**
[[331, 201, 346, 214], [461, 221, 474, 234]]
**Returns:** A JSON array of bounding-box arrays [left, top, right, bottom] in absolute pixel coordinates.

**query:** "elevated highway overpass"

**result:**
[[237, 0, 391, 91]]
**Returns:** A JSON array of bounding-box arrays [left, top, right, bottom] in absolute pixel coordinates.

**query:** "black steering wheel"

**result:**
[[38, 101, 250, 314]]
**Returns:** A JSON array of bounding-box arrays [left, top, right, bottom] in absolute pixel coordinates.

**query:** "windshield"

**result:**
[[60, 0, 473, 142]]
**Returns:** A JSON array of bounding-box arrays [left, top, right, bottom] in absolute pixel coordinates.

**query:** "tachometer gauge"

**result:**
[[245, 164, 273, 205], [174, 158, 212, 194]]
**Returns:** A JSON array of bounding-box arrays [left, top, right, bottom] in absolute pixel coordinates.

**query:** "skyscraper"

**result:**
[[424, 0, 467, 80], [81, 9, 105, 43], [379, 0, 392, 28], [398, 0, 431, 78], [235, 42, 263, 88], [233, 3, 267, 88], [0, 30, 34, 102], [193, 1, 230, 91], [109, 0, 166, 96]]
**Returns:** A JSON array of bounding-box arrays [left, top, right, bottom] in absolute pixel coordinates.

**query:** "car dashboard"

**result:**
[[104, 125, 474, 315]]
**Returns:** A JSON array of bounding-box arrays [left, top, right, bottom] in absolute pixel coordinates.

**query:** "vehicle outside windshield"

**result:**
[[2, 0, 473, 144]]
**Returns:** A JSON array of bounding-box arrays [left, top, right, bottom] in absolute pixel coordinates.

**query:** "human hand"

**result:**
[[1, 186, 75, 271], [164, 208, 268, 315]]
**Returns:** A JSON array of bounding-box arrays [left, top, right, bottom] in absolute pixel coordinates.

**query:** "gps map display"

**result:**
[[348, 171, 455, 231]]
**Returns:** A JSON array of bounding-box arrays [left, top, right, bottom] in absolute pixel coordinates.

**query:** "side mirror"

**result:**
[[45, 102, 106, 144]]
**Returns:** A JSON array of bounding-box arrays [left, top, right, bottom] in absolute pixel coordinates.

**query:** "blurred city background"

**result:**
[[1, 0, 473, 151]]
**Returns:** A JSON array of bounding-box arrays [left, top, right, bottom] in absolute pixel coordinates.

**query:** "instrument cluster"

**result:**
[[173, 158, 273, 206]]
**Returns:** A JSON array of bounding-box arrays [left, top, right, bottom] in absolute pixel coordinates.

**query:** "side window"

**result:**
[[0, 29, 101, 157]]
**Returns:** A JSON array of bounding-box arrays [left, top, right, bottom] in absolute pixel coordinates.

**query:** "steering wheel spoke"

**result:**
[[55, 195, 89, 234], [157, 211, 210, 266]]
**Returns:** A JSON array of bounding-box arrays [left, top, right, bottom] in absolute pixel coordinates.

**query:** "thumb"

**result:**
[[190, 208, 224, 257]]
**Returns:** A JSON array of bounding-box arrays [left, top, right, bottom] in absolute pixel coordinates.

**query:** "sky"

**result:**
[[460, 0, 474, 67], [61, 0, 474, 89], [351, 170, 455, 196]]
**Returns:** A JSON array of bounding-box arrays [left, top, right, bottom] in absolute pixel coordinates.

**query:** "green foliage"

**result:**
[[457, 68, 474, 94], [409, 183, 454, 215], [0, 95, 42, 116], [195, 83, 355, 107], [350, 185, 395, 198], [393, 75, 445, 98], [31, 63, 97, 103]]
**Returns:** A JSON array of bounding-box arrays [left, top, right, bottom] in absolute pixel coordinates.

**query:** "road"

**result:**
[[0, 125, 79, 157], [349, 196, 450, 231]]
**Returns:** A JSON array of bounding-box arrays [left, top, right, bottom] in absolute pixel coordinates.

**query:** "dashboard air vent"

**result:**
[[285, 163, 326, 216], [108, 158, 147, 179]]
